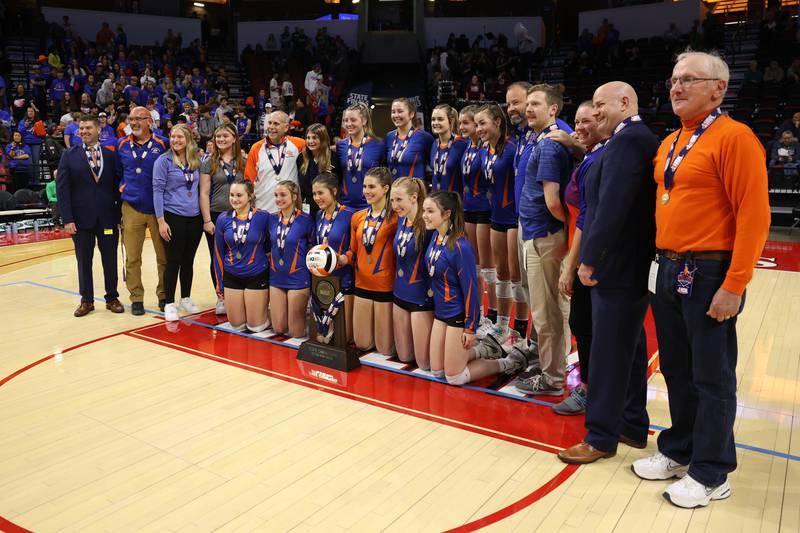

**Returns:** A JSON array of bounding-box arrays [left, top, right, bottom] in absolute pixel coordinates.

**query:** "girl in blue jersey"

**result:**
[[430, 104, 469, 193], [235, 107, 251, 139], [213, 179, 270, 332], [337, 102, 384, 210], [384, 97, 433, 181], [390, 177, 434, 370], [423, 192, 526, 385], [312, 172, 356, 343], [459, 105, 497, 337], [268, 180, 314, 338], [474, 103, 521, 344]]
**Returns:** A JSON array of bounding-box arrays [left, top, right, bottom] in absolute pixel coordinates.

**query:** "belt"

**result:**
[[657, 249, 732, 262]]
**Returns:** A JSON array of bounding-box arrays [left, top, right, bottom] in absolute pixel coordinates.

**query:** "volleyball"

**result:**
[[306, 244, 338, 276]]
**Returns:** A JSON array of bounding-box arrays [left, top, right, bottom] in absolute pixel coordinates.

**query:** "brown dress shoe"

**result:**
[[74, 302, 95, 317], [619, 434, 647, 449], [105, 299, 125, 313], [557, 441, 616, 464]]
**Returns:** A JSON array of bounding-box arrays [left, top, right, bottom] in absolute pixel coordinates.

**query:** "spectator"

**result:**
[[269, 72, 282, 107], [465, 74, 484, 100], [281, 74, 295, 102], [304, 63, 323, 102], [743, 60, 763, 85], [763, 60, 785, 83], [214, 97, 233, 123], [256, 102, 273, 137], [5, 130, 32, 191], [96, 22, 115, 50], [11, 84, 32, 124], [50, 70, 71, 117], [96, 79, 114, 108], [770, 130, 799, 165], [291, 98, 311, 136], [17, 107, 45, 182], [196, 106, 217, 148], [778, 112, 800, 138]]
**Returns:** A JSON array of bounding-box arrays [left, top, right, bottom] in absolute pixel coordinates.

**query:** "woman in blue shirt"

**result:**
[[5, 131, 32, 191], [384, 97, 433, 181], [336, 102, 384, 210], [153, 123, 203, 321], [17, 107, 45, 183], [430, 104, 468, 193]]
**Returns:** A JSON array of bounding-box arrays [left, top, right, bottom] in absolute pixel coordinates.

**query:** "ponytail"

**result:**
[[346, 102, 376, 140], [393, 177, 427, 250]]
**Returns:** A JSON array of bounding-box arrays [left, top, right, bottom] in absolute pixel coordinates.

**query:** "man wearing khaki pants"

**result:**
[[115, 106, 169, 315]]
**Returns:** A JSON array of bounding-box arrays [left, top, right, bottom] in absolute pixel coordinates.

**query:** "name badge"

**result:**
[[648, 260, 658, 294], [104, 228, 114, 235], [676, 261, 697, 296]]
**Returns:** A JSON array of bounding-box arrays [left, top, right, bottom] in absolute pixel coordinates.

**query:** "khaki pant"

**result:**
[[524, 230, 569, 387], [121, 201, 167, 303]]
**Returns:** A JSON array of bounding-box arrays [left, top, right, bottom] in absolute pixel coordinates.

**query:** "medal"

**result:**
[[427, 289, 433, 298], [662, 108, 721, 204], [661, 192, 670, 205], [136, 168, 142, 174], [367, 254, 372, 264], [231, 209, 254, 260], [398, 268, 404, 278], [188, 191, 192, 197], [235, 252, 242, 259], [266, 138, 287, 175], [391, 168, 397, 175], [351, 176, 358, 183], [279, 258, 284, 266]]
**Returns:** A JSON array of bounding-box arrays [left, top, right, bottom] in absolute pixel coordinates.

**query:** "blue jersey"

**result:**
[[336, 137, 384, 210], [384, 129, 433, 180], [480, 140, 517, 225], [393, 217, 434, 306], [64, 122, 82, 147], [314, 205, 355, 290], [116, 134, 169, 214], [427, 235, 480, 333], [98, 125, 117, 149], [236, 117, 249, 137], [213, 209, 270, 283], [461, 141, 490, 213], [50, 77, 70, 102], [267, 210, 314, 290], [431, 136, 469, 193]]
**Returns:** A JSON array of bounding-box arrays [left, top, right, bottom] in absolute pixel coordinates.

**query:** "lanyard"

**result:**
[[611, 114, 642, 138], [462, 143, 478, 176], [432, 136, 454, 187], [663, 108, 721, 191], [178, 161, 195, 189], [535, 123, 560, 144], [362, 205, 387, 255], [427, 229, 450, 277], [276, 209, 298, 257], [483, 146, 498, 183], [316, 204, 340, 245], [129, 138, 154, 160], [390, 129, 413, 164], [220, 159, 237, 184], [266, 138, 287, 175], [231, 209, 254, 259], [396, 219, 414, 257], [310, 289, 346, 341], [515, 127, 532, 162], [347, 138, 365, 172]]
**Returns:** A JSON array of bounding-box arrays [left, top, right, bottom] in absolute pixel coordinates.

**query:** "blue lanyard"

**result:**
[[663, 108, 721, 191]]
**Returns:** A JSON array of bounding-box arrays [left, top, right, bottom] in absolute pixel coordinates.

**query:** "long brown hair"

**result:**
[[210, 123, 244, 177], [301, 123, 332, 175], [475, 102, 508, 156], [393, 177, 427, 250], [428, 191, 465, 251], [277, 180, 303, 212]]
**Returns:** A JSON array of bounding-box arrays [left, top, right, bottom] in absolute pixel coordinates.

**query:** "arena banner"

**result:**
[[344, 82, 374, 106]]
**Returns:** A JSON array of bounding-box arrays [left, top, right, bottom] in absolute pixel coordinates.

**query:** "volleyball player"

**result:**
[[312, 172, 356, 343], [473, 104, 525, 356], [345, 166, 397, 355], [200, 123, 246, 315], [337, 102, 384, 210], [268, 180, 314, 338], [430, 104, 469, 193], [423, 192, 526, 385], [390, 177, 434, 369], [384, 97, 433, 180], [459, 105, 497, 339], [213, 179, 270, 332]]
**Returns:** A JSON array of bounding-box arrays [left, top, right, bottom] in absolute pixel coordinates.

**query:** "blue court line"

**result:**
[[43, 274, 67, 279], [6, 278, 800, 463], [19, 280, 166, 317]]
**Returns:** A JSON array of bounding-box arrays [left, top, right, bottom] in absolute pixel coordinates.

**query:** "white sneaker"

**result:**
[[164, 303, 180, 322], [663, 475, 731, 508], [631, 452, 689, 481], [473, 341, 503, 360], [179, 297, 200, 314], [501, 331, 526, 354], [215, 298, 226, 315], [475, 316, 495, 340]]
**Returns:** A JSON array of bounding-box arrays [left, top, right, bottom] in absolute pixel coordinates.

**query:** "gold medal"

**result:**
[[398, 268, 404, 278], [427, 289, 433, 298], [279, 258, 284, 266], [235, 252, 242, 260], [135, 168, 142, 174], [187, 191, 192, 197], [661, 192, 670, 205]]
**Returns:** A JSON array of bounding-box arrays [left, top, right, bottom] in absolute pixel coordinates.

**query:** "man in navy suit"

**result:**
[[57, 114, 124, 317], [558, 82, 659, 464]]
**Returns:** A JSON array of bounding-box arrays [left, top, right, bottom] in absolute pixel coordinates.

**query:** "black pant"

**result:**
[[652, 257, 741, 487], [204, 210, 222, 295], [569, 276, 592, 385], [164, 211, 203, 304], [73, 224, 119, 304], [584, 286, 650, 453]]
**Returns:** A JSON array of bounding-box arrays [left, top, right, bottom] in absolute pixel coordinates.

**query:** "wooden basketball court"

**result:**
[[1, 232, 798, 532]]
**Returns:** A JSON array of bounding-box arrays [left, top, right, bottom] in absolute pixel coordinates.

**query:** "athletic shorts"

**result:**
[[393, 296, 434, 313], [223, 270, 269, 290], [435, 312, 465, 329], [354, 287, 393, 303], [464, 210, 491, 225], [491, 222, 517, 232]]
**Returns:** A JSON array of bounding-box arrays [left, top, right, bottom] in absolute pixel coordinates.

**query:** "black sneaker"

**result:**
[[158, 299, 166, 312], [131, 302, 145, 316]]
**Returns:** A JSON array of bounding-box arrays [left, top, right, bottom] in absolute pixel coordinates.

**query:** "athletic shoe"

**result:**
[[179, 297, 200, 314], [475, 316, 495, 340], [215, 298, 226, 315], [663, 476, 731, 509], [552, 387, 587, 415], [473, 341, 503, 360], [514, 374, 564, 396], [503, 347, 528, 374], [500, 330, 524, 354], [131, 302, 145, 316], [630, 452, 689, 481], [164, 303, 180, 322]]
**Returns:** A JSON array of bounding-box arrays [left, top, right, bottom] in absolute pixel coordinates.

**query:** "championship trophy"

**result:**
[[297, 245, 361, 371]]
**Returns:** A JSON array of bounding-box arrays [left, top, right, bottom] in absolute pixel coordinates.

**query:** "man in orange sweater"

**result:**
[[632, 51, 770, 508]]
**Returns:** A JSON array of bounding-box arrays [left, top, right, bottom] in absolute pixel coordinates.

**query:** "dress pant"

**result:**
[[121, 201, 167, 303], [584, 286, 650, 453], [569, 275, 592, 385], [652, 256, 741, 487], [516, 223, 538, 346], [73, 224, 119, 303], [163, 211, 203, 304]]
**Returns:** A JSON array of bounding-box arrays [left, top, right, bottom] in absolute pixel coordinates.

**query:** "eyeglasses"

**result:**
[[665, 76, 720, 89], [128, 117, 150, 122]]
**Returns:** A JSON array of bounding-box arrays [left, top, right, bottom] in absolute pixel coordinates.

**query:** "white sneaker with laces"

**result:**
[[215, 298, 226, 315], [179, 297, 200, 314], [473, 342, 503, 360], [631, 452, 689, 481], [475, 316, 495, 340], [164, 303, 180, 322], [501, 332, 527, 354], [663, 475, 731, 508]]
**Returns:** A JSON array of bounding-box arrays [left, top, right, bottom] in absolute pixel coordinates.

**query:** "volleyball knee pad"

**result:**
[[446, 367, 471, 386], [247, 320, 270, 333], [495, 279, 512, 299], [512, 281, 528, 303], [431, 369, 445, 378], [481, 268, 497, 285], [230, 322, 248, 332]]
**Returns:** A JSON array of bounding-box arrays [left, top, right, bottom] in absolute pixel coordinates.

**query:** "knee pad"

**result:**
[[431, 369, 445, 378], [512, 281, 528, 304], [229, 322, 248, 332], [495, 279, 512, 299], [481, 268, 497, 285], [445, 367, 471, 386], [247, 320, 270, 333]]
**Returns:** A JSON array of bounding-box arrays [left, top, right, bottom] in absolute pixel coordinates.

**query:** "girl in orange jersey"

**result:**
[[343, 166, 398, 354]]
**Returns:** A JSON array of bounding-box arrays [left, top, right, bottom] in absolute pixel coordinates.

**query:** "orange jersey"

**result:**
[[349, 207, 398, 292], [654, 113, 771, 295]]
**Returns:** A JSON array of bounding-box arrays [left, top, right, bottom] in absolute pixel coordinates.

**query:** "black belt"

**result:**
[[657, 249, 732, 262]]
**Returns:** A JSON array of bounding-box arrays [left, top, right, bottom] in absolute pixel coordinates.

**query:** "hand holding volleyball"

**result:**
[[306, 244, 338, 276]]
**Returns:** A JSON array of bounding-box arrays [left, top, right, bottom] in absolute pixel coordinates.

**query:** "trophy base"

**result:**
[[297, 340, 361, 372]]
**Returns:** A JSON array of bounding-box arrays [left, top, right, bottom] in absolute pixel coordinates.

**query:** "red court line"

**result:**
[[0, 515, 34, 533], [0, 249, 72, 269]]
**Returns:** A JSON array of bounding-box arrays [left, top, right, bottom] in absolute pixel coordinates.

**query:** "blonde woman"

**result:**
[[153, 123, 204, 321]]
